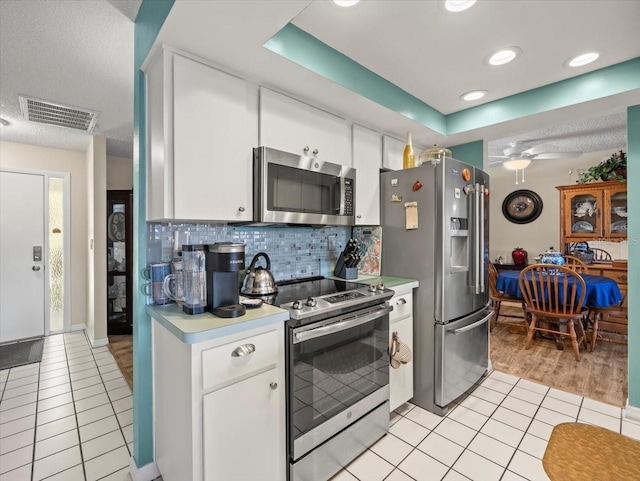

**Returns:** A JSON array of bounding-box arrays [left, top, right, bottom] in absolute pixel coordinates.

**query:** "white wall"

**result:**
[[86, 137, 108, 346], [107, 155, 133, 190], [0, 141, 88, 329], [487, 149, 627, 263]]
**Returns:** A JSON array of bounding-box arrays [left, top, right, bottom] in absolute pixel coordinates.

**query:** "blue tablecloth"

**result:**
[[496, 270, 623, 308]]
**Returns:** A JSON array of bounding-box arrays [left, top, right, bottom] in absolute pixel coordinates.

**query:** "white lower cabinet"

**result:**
[[388, 284, 415, 411], [152, 319, 285, 481], [203, 368, 284, 480]]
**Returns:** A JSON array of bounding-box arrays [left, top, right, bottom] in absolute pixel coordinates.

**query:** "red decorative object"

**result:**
[[512, 247, 528, 265]]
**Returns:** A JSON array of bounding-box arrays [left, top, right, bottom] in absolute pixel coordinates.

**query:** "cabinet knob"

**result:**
[[270, 382, 278, 390], [32, 265, 41, 271], [231, 343, 255, 357], [356, 215, 362, 219], [312, 149, 319, 156], [304, 146, 310, 154], [238, 206, 245, 212], [396, 298, 407, 305]]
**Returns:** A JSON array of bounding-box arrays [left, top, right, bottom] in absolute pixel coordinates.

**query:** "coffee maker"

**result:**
[[206, 242, 246, 318]]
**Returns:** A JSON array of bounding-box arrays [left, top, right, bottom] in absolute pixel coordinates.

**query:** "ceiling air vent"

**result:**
[[19, 95, 100, 132]]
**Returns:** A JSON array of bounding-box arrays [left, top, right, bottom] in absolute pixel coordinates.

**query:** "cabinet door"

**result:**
[[562, 189, 603, 240], [173, 55, 256, 221], [203, 368, 285, 480], [352, 124, 381, 225], [389, 315, 414, 411], [260, 88, 350, 162], [382, 135, 406, 171], [604, 185, 627, 239]]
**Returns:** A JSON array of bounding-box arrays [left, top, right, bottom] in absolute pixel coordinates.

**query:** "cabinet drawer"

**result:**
[[596, 269, 628, 285], [202, 329, 279, 390], [390, 293, 413, 322]]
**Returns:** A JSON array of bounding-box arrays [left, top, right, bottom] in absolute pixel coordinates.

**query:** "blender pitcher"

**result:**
[[182, 245, 207, 314]]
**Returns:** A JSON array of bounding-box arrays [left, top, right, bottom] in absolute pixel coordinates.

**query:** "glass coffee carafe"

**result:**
[[182, 245, 207, 315]]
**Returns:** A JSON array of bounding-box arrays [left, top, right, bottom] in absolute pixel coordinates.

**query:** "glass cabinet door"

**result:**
[[565, 190, 601, 238], [607, 190, 627, 238]]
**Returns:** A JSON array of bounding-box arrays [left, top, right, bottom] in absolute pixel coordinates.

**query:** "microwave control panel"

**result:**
[[344, 178, 354, 215]]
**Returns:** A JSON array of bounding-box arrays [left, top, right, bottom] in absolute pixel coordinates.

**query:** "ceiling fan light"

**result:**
[[333, 0, 360, 7], [444, 0, 476, 12], [487, 47, 521, 66], [567, 52, 600, 67], [461, 90, 487, 101], [503, 159, 531, 171]]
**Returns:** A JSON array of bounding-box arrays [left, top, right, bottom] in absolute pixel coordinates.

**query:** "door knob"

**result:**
[[32, 265, 41, 271]]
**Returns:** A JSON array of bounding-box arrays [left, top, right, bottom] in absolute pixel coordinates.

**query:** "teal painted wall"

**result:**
[[449, 140, 484, 169], [627, 105, 639, 409], [133, 0, 174, 468]]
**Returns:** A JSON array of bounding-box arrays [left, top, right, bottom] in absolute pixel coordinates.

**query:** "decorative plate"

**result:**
[[108, 212, 126, 242], [611, 220, 627, 234], [502, 190, 543, 224], [571, 221, 594, 233]]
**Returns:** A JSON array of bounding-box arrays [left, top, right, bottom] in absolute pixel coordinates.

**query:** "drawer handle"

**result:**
[[618, 275, 627, 282], [396, 298, 407, 305], [231, 344, 255, 357], [270, 382, 278, 390]]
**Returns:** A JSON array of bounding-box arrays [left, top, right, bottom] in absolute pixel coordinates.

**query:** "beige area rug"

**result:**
[[543, 422, 640, 481], [490, 306, 628, 407], [108, 335, 133, 389]]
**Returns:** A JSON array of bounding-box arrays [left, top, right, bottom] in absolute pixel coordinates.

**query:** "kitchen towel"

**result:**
[[389, 332, 412, 369]]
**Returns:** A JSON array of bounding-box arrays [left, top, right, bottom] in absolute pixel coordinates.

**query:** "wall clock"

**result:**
[[502, 190, 543, 224]]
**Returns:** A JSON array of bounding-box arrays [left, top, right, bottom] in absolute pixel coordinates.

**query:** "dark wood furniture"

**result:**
[[487, 261, 527, 332], [107, 190, 133, 335]]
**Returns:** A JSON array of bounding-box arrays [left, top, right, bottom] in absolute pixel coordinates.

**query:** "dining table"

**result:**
[[496, 270, 623, 309], [495, 270, 623, 350]]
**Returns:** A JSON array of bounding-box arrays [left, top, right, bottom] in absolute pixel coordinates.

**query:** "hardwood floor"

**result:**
[[490, 306, 628, 407], [108, 334, 133, 389]]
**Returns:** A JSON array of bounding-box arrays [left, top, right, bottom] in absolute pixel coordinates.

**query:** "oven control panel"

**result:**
[[325, 291, 365, 304]]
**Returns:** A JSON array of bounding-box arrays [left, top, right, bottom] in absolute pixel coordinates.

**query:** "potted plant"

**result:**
[[577, 150, 627, 183]]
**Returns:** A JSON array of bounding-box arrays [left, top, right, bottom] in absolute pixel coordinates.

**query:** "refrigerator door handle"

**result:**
[[479, 183, 486, 293], [473, 183, 481, 294], [448, 311, 492, 335]]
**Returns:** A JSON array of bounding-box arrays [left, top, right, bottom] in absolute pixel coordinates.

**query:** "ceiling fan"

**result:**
[[489, 141, 583, 164]]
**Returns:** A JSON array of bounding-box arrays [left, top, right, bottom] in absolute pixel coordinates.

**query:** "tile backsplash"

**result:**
[[147, 223, 351, 281]]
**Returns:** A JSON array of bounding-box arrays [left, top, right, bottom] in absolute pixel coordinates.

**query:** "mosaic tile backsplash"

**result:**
[[147, 223, 351, 281]]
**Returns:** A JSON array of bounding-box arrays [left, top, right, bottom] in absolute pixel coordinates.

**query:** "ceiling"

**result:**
[[1, 0, 639, 162]]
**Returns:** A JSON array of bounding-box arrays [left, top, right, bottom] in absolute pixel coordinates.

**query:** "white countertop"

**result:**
[[147, 300, 289, 344]]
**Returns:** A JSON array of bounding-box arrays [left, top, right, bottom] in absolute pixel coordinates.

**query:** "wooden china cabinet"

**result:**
[[556, 180, 628, 299]]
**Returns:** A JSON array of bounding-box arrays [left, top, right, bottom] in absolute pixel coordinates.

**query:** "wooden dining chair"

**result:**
[[591, 248, 612, 262], [518, 264, 588, 361], [563, 255, 590, 274], [486, 261, 527, 331], [587, 293, 628, 351]]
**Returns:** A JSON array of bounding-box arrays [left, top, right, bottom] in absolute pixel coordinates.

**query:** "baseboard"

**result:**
[[624, 401, 640, 422], [86, 329, 109, 348], [70, 323, 87, 332], [129, 457, 160, 481]]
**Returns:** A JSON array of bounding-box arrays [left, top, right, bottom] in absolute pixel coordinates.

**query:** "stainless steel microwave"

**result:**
[[253, 147, 355, 225]]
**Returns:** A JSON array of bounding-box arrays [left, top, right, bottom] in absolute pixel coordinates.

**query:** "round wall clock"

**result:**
[[108, 211, 126, 242], [502, 190, 543, 224]]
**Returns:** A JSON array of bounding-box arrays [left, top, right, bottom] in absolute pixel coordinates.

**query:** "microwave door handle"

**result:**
[[338, 177, 346, 215], [293, 305, 393, 344]]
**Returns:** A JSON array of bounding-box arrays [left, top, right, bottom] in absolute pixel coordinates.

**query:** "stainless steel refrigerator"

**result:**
[[381, 157, 492, 415]]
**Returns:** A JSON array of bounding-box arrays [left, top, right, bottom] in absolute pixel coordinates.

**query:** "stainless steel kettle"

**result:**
[[241, 252, 277, 296]]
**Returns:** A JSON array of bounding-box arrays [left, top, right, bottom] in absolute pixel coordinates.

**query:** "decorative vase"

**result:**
[[540, 247, 565, 266], [512, 247, 528, 265]]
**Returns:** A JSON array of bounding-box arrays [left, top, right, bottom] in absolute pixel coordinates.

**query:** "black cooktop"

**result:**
[[252, 276, 366, 307]]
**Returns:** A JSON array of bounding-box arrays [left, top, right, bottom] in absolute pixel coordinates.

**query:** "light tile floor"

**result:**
[[3, 333, 640, 481], [0, 332, 133, 481], [332, 370, 640, 481]]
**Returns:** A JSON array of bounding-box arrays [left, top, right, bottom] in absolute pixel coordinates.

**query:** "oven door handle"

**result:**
[[293, 305, 393, 344]]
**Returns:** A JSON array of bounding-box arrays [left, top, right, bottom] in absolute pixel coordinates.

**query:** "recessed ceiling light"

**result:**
[[461, 90, 487, 101], [0, 118, 8, 127], [567, 52, 600, 67], [444, 0, 476, 12], [333, 0, 360, 7], [486, 47, 522, 66]]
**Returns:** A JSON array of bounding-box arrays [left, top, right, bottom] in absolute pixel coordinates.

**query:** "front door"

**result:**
[[0, 171, 45, 343]]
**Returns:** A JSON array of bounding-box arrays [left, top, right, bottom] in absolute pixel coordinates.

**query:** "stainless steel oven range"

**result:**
[[261, 277, 393, 481]]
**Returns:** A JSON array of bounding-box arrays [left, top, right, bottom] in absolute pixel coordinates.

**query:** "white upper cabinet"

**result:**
[[259, 88, 351, 164], [382, 135, 405, 171], [144, 47, 257, 221], [352, 124, 381, 225]]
